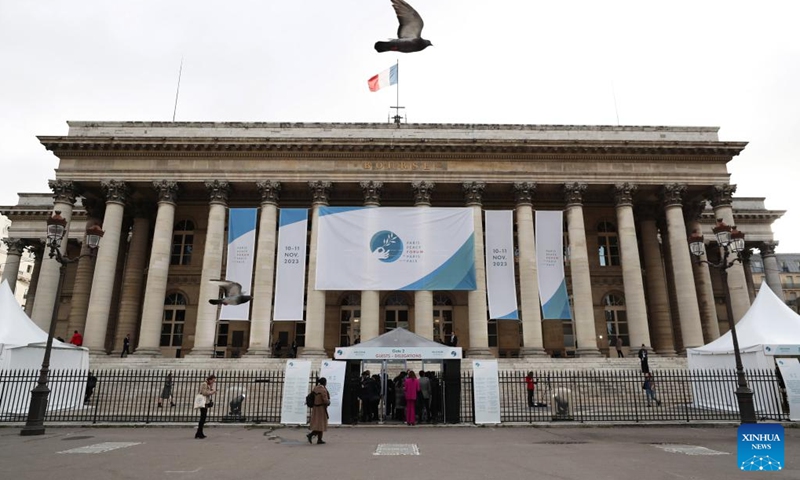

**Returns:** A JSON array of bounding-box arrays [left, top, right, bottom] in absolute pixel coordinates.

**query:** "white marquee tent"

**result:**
[[0, 280, 89, 414], [687, 286, 800, 412], [334, 328, 462, 360]]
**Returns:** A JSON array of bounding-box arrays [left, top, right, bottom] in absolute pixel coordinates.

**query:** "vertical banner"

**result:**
[[319, 360, 347, 425], [484, 210, 519, 320], [220, 208, 257, 320], [472, 359, 501, 424], [280, 360, 312, 424], [777, 358, 800, 421], [535, 211, 572, 320], [274, 209, 309, 321]]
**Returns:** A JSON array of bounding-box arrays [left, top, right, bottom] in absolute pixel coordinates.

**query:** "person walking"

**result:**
[[307, 377, 330, 445], [158, 372, 176, 408], [525, 371, 537, 407], [615, 336, 624, 358], [194, 374, 216, 439], [404, 371, 420, 426], [643, 372, 661, 407], [638, 344, 650, 373], [121, 334, 131, 357]]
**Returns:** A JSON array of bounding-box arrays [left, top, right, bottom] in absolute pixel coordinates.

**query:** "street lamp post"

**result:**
[[688, 218, 757, 424], [20, 211, 103, 436]]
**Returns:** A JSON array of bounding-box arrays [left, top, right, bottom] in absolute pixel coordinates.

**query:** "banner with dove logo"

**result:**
[[535, 210, 573, 320], [315, 207, 476, 291], [220, 208, 257, 321], [273, 209, 309, 321]]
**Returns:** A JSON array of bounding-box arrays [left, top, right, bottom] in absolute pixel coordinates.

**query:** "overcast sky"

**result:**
[[1, 1, 798, 251]]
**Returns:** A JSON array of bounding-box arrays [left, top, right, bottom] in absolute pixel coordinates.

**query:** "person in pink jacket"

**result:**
[[404, 371, 420, 426]]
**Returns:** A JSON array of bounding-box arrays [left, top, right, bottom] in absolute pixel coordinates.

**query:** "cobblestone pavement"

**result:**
[[1, 424, 798, 480]]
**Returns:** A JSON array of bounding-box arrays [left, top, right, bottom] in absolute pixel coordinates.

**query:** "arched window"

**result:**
[[161, 292, 187, 347], [384, 293, 409, 333], [597, 221, 620, 267], [171, 220, 195, 265], [433, 293, 453, 343], [603, 292, 627, 347], [340, 293, 361, 345]]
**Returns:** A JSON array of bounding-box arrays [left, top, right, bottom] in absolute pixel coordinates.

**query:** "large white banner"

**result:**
[[315, 207, 476, 291], [777, 358, 800, 421], [273, 209, 309, 321], [472, 359, 501, 424], [280, 360, 312, 425], [535, 211, 572, 320], [319, 360, 347, 425], [485, 211, 519, 320], [220, 208, 257, 320]]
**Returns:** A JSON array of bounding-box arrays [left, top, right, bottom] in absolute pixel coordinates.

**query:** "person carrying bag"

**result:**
[[194, 374, 216, 439]]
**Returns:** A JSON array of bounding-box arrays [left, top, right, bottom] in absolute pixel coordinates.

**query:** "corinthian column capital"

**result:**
[[48, 179, 79, 205], [513, 182, 536, 205], [205, 180, 230, 205], [2, 238, 27, 256], [308, 180, 332, 205], [660, 183, 686, 207], [101, 180, 129, 205], [463, 181, 485, 206], [256, 180, 281, 205], [360, 181, 383, 206], [411, 181, 435, 206], [760, 241, 779, 258], [709, 184, 737, 209], [563, 182, 587, 206], [153, 180, 179, 204], [613, 183, 637, 207]]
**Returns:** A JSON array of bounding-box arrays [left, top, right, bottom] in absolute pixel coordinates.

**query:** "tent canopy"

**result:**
[[688, 286, 800, 356], [334, 328, 462, 360]]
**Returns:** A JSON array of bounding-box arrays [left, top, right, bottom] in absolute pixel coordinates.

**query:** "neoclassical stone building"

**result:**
[[0, 122, 786, 359]]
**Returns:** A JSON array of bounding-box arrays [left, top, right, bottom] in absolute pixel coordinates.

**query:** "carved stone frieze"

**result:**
[[153, 180, 179, 204], [660, 183, 686, 208], [205, 180, 231, 205], [48, 179, 78, 205], [101, 180, 129, 205], [563, 182, 587, 206], [360, 181, 383, 206], [513, 182, 536, 205], [613, 183, 637, 207], [709, 184, 737, 209], [463, 181, 485, 206], [308, 180, 332, 205], [411, 181, 435, 206], [256, 180, 281, 205]]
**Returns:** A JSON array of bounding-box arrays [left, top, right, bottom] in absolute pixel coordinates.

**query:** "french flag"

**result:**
[[368, 64, 398, 92]]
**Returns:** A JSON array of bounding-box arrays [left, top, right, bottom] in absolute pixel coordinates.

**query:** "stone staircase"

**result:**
[[88, 354, 687, 372]]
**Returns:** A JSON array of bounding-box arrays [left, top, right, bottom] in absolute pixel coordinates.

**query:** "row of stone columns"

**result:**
[[18, 178, 787, 358]]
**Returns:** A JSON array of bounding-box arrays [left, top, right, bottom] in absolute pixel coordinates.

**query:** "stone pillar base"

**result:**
[[299, 348, 328, 359], [187, 348, 216, 358], [655, 349, 678, 357], [465, 348, 493, 358], [246, 349, 274, 357], [520, 347, 548, 358], [574, 348, 603, 358], [133, 348, 163, 357]]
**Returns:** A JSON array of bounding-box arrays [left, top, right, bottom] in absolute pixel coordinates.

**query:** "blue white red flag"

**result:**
[[368, 64, 398, 92]]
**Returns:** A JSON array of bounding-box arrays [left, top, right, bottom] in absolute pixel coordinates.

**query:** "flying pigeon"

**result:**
[[208, 280, 252, 306], [375, 0, 433, 53]]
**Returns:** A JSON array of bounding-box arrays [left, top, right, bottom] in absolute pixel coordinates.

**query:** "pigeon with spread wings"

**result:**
[[208, 279, 252, 306], [375, 0, 432, 53]]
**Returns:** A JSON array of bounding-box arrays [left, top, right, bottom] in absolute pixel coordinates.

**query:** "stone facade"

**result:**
[[0, 122, 785, 359]]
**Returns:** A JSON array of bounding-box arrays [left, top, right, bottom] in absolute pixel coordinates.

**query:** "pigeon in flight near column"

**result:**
[[208, 280, 252, 306], [375, 0, 433, 53]]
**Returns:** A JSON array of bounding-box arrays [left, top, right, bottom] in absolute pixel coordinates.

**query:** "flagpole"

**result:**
[[396, 59, 399, 117], [172, 57, 184, 122]]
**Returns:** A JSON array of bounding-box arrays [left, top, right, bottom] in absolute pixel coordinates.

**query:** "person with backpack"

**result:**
[[307, 377, 330, 445]]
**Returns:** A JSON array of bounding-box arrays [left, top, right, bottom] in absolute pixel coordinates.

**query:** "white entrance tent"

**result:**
[[687, 286, 800, 412], [0, 280, 89, 414], [334, 328, 462, 360]]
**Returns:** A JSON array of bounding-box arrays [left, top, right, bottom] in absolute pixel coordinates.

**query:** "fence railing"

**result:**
[[0, 368, 789, 424]]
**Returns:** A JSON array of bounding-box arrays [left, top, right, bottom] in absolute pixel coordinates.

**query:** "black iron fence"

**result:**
[[0, 368, 789, 424]]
